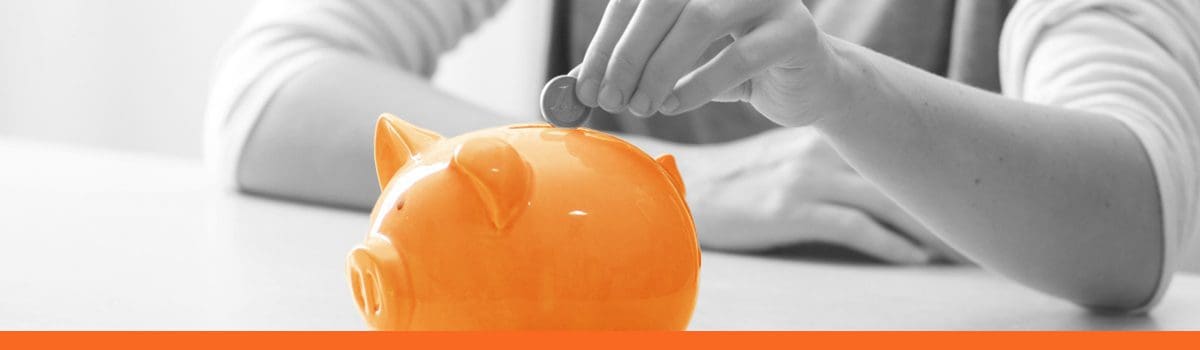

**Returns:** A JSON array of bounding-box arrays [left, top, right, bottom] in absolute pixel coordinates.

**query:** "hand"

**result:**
[[676, 128, 966, 264], [573, 0, 841, 126]]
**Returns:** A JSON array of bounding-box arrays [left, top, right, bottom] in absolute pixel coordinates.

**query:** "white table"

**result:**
[[2, 139, 1199, 330]]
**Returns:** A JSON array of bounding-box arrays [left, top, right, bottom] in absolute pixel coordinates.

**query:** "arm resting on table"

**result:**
[[237, 55, 510, 210], [812, 6, 1200, 311], [203, 0, 509, 209]]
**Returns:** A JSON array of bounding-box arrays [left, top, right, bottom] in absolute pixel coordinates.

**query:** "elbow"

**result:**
[[1047, 172, 1169, 313], [1072, 274, 1164, 315], [1048, 240, 1167, 315], [201, 107, 245, 194], [992, 214, 1169, 314]]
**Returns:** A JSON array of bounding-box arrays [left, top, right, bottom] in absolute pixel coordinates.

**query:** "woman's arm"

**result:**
[[814, 0, 1200, 310], [571, 0, 1200, 311], [815, 36, 1162, 310], [205, 0, 508, 209], [237, 54, 511, 210]]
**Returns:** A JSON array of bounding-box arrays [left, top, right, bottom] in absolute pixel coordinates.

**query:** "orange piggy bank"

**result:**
[[347, 114, 700, 330]]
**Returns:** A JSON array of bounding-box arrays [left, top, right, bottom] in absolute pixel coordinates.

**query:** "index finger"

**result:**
[[575, 0, 640, 108]]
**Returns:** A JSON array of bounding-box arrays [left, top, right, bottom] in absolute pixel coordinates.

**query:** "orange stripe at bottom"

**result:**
[[1, 331, 1197, 350]]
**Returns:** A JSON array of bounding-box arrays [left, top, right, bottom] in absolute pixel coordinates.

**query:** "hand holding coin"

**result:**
[[540, 75, 592, 128]]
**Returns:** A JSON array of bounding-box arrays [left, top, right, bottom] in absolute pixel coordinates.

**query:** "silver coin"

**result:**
[[540, 75, 591, 128]]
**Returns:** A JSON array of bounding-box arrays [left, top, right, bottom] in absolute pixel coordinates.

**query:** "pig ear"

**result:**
[[656, 154, 686, 197], [451, 137, 532, 230], [375, 114, 443, 189]]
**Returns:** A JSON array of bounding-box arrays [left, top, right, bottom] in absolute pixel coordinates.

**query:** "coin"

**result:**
[[540, 75, 591, 128]]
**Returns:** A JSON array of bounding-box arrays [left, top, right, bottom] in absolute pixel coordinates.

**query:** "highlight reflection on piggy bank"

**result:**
[[347, 114, 700, 330]]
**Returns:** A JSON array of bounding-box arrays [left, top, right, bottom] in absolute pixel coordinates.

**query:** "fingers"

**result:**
[[576, 0, 640, 108], [625, 2, 719, 116], [581, 0, 788, 115], [821, 173, 966, 262], [601, 0, 690, 115], [797, 203, 933, 264], [662, 19, 796, 115], [820, 174, 918, 236]]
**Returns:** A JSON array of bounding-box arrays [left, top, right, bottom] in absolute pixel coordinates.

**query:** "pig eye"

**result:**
[[396, 199, 405, 211]]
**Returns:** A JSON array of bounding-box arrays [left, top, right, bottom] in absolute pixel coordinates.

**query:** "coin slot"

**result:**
[[508, 124, 552, 129]]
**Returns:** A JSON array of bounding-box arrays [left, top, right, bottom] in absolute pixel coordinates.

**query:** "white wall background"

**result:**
[[0, 0, 252, 158], [0, 0, 548, 158]]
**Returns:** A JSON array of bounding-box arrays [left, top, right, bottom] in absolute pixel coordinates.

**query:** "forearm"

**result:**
[[207, 0, 510, 210], [238, 54, 513, 210], [814, 37, 1162, 309]]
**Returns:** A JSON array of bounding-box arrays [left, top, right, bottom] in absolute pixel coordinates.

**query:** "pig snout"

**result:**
[[347, 238, 411, 329]]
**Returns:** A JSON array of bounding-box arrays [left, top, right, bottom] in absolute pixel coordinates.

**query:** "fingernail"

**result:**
[[599, 85, 623, 112], [578, 78, 600, 107], [661, 95, 680, 114], [629, 94, 651, 117]]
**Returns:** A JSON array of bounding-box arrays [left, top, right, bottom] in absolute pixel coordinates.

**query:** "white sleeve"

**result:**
[[203, 0, 507, 188], [1000, 0, 1200, 312]]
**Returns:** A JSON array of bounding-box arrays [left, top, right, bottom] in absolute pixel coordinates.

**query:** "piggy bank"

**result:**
[[347, 114, 700, 330]]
